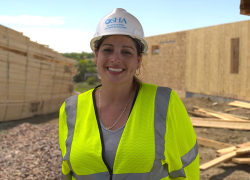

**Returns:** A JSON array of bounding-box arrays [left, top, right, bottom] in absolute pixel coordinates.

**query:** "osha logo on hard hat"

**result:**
[[105, 17, 127, 24]]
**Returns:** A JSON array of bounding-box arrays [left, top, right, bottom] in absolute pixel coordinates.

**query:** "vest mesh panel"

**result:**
[[113, 84, 157, 174], [70, 90, 108, 175]]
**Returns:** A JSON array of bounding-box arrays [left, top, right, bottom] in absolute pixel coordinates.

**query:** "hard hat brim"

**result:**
[[90, 33, 148, 54]]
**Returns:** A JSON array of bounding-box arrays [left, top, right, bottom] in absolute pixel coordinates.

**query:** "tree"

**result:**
[[62, 52, 96, 83], [74, 60, 88, 82], [62, 51, 95, 61]]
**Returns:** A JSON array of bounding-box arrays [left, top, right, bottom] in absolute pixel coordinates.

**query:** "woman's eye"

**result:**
[[124, 51, 132, 55], [103, 49, 112, 52]]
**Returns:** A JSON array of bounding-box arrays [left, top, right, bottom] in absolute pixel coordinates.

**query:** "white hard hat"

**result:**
[[90, 8, 148, 53]]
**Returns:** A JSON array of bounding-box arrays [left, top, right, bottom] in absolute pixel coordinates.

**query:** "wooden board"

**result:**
[[228, 102, 250, 110], [236, 146, 250, 154], [236, 142, 250, 148], [224, 107, 242, 112], [200, 151, 237, 170], [232, 158, 250, 164], [193, 106, 249, 120], [216, 146, 237, 154], [197, 137, 233, 149], [190, 117, 250, 130], [217, 142, 250, 155]]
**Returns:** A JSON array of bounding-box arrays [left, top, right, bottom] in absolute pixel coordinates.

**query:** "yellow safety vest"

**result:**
[[59, 83, 199, 180]]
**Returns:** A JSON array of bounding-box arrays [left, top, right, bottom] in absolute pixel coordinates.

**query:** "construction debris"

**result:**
[[197, 136, 232, 149], [192, 106, 249, 121], [228, 101, 250, 110], [199, 140, 250, 170], [224, 107, 242, 112], [190, 117, 250, 130]]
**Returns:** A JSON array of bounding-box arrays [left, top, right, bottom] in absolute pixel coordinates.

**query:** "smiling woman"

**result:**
[[94, 35, 141, 86], [59, 8, 199, 180]]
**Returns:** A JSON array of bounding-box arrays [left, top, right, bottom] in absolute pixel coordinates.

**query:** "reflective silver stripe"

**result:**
[[63, 95, 110, 180], [152, 86, 172, 179], [154, 87, 171, 160], [113, 86, 172, 180], [62, 172, 72, 180], [63, 95, 78, 171], [170, 141, 199, 178], [72, 172, 110, 180]]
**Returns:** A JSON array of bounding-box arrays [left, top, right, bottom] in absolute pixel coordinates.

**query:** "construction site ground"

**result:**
[[0, 96, 250, 180]]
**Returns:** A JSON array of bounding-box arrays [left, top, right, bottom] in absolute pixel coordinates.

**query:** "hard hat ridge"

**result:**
[[90, 8, 148, 53]]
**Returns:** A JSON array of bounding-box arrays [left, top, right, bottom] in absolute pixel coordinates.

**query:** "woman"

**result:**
[[59, 8, 199, 180]]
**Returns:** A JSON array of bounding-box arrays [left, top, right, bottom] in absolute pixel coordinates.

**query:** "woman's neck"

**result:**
[[99, 80, 136, 106]]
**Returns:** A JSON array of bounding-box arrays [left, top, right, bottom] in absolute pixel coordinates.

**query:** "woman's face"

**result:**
[[95, 35, 142, 85]]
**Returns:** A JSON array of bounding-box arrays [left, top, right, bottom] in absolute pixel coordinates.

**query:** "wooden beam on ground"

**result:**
[[193, 106, 249, 120], [233, 101, 250, 106], [228, 101, 250, 110], [188, 111, 214, 118], [217, 142, 250, 156], [236, 146, 250, 154], [216, 146, 237, 154], [200, 151, 237, 170], [232, 158, 250, 164], [236, 142, 250, 148], [190, 117, 250, 130], [197, 137, 233, 149], [224, 107, 242, 112]]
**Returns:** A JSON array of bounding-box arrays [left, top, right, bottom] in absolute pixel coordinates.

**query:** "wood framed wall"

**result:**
[[141, 32, 187, 97], [185, 20, 250, 101], [142, 20, 250, 101]]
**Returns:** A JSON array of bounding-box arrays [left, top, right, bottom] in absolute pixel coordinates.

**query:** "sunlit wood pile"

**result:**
[[0, 25, 77, 122], [197, 137, 250, 170], [190, 101, 250, 130], [190, 100, 250, 169]]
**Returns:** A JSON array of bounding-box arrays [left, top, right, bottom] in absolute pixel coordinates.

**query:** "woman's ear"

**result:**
[[137, 53, 142, 68]]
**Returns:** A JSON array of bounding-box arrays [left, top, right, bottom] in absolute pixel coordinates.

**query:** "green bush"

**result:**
[[87, 76, 96, 85], [73, 74, 83, 82]]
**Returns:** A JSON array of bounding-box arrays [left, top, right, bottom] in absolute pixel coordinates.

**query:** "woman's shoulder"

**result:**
[[141, 82, 173, 92]]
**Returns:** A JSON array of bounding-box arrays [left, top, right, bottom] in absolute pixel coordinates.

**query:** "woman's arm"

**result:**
[[163, 90, 200, 179]]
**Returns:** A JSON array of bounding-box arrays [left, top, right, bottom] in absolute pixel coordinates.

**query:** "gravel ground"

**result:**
[[0, 123, 61, 180]]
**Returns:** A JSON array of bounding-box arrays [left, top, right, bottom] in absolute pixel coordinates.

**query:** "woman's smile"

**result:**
[[107, 67, 125, 75]]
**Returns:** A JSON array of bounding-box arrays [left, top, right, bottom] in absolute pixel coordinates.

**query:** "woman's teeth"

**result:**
[[108, 67, 123, 72]]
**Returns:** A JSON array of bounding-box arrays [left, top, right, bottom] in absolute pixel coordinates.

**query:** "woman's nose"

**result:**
[[110, 51, 122, 63]]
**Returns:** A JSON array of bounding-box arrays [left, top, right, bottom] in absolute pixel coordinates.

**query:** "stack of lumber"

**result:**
[[198, 137, 250, 170], [0, 24, 77, 122], [189, 105, 250, 130], [228, 101, 250, 110]]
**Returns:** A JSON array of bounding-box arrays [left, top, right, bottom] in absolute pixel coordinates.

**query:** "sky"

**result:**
[[0, 0, 249, 53]]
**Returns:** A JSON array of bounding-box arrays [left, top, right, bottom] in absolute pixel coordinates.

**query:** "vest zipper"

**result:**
[[93, 86, 113, 180]]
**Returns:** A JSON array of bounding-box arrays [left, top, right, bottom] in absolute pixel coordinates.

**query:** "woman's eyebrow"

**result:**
[[102, 44, 113, 47], [123, 45, 134, 51]]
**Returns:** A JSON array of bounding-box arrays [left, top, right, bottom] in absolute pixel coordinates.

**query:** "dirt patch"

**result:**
[[0, 97, 250, 179]]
